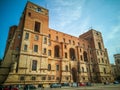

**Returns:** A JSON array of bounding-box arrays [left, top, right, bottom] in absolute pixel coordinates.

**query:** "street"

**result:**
[[35, 84, 120, 90]]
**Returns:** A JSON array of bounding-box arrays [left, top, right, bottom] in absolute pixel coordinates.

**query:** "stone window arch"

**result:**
[[69, 48, 75, 60], [83, 51, 88, 62], [54, 45, 60, 57]]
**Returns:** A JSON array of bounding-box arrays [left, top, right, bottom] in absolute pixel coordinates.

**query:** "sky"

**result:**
[[0, 0, 120, 64]]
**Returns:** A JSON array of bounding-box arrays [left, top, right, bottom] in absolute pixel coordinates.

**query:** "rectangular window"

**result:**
[[73, 41, 75, 45], [42, 76, 46, 80], [43, 48, 46, 54], [64, 45, 67, 49], [80, 48, 82, 52], [34, 45, 38, 52], [48, 76, 51, 80], [44, 37, 47, 44], [24, 45, 28, 51], [28, 12, 31, 17], [20, 76, 25, 80], [56, 65, 59, 71], [34, 35, 39, 40], [32, 60, 37, 71], [65, 52, 67, 58], [80, 55, 83, 60], [25, 33, 29, 40], [16, 46, 19, 51], [56, 36, 58, 41], [63, 38, 65, 42], [48, 64, 51, 71], [48, 34, 51, 38], [69, 40, 71, 44], [98, 42, 102, 49], [34, 21, 40, 32], [18, 34, 21, 39], [48, 50, 51, 56], [31, 76, 36, 80]]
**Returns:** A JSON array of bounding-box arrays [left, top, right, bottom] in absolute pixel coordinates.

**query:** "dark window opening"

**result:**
[[56, 36, 58, 41], [64, 45, 67, 49], [56, 77, 59, 80], [25, 33, 29, 40], [31, 76, 36, 80], [48, 64, 51, 71], [24, 45, 28, 51], [83, 51, 88, 62], [34, 21, 40, 32], [28, 12, 31, 17], [20, 76, 25, 80], [43, 48, 46, 54], [65, 52, 67, 58], [54, 45, 60, 57], [103, 68, 106, 74], [35, 35, 39, 40], [65, 65, 68, 71], [56, 65, 59, 71], [32, 60, 37, 71], [48, 34, 51, 38], [69, 48, 75, 60], [98, 42, 102, 49], [48, 50, 51, 56], [48, 76, 51, 80], [42, 76, 46, 80], [34, 45, 38, 52], [44, 37, 47, 44]]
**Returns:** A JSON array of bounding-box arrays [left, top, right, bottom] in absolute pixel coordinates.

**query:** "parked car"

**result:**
[[24, 84, 36, 90], [61, 83, 69, 87], [86, 82, 92, 86], [79, 82, 86, 86], [113, 81, 119, 84], [50, 83, 61, 88], [104, 82, 109, 85]]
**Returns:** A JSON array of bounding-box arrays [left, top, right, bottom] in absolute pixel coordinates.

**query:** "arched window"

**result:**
[[54, 45, 60, 57], [83, 51, 88, 62], [69, 48, 75, 60]]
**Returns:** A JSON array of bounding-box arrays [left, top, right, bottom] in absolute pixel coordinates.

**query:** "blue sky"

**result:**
[[0, 0, 120, 64]]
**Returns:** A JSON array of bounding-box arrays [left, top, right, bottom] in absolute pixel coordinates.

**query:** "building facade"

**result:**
[[111, 64, 117, 80], [114, 54, 120, 77], [0, 1, 113, 85]]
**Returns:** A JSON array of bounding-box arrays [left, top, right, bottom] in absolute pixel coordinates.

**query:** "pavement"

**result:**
[[18, 83, 120, 90]]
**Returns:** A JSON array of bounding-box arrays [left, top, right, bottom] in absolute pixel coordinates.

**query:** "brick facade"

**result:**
[[0, 1, 113, 85]]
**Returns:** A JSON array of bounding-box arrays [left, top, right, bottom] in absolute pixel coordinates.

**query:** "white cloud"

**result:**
[[47, 0, 86, 32]]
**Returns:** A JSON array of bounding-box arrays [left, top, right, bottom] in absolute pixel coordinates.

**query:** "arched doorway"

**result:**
[[71, 67, 77, 82]]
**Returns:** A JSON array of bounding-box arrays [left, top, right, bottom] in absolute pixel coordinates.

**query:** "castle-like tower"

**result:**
[[0, 1, 113, 85]]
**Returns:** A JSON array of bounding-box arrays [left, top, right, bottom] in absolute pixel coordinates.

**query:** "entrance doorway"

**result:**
[[71, 67, 77, 82]]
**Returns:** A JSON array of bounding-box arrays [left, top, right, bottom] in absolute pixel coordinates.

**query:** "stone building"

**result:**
[[0, 1, 113, 85], [111, 64, 117, 80], [114, 54, 120, 77]]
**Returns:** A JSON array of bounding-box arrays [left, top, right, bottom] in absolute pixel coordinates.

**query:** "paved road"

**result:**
[[36, 84, 120, 90]]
